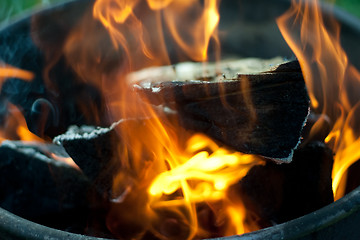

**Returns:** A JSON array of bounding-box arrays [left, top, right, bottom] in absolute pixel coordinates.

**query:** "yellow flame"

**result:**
[[162, 0, 220, 62], [277, 0, 360, 199], [93, 0, 220, 66], [147, 134, 262, 239], [149, 134, 259, 202], [91, 0, 261, 238]]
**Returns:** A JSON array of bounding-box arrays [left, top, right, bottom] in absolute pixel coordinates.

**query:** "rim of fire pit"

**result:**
[[1, 185, 360, 240], [2, 0, 360, 240]]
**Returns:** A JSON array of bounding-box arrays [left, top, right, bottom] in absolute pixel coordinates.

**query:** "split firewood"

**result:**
[[0, 140, 91, 233], [132, 58, 310, 162], [227, 141, 334, 228], [53, 122, 122, 198]]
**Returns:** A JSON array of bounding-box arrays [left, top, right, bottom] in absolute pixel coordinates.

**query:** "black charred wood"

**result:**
[[345, 160, 360, 195], [53, 123, 122, 198], [0, 141, 90, 233], [227, 141, 334, 228], [139, 61, 310, 162], [300, 112, 332, 146]]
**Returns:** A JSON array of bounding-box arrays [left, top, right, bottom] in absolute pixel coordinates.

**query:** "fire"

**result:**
[[0, 65, 38, 143], [92, 0, 261, 238], [0, 104, 44, 143], [50, 153, 80, 171], [0, 64, 34, 89], [93, 0, 220, 69], [149, 134, 259, 201], [158, 0, 220, 62], [277, 0, 360, 200], [148, 134, 261, 238], [0, 66, 79, 169], [3, 0, 360, 238]]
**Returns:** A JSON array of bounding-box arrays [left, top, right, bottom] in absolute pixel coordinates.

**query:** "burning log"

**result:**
[[228, 141, 334, 228], [0, 140, 91, 232], [135, 60, 310, 162], [53, 122, 122, 198]]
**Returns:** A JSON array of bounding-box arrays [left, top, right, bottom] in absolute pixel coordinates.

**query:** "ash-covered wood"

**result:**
[[0, 141, 90, 233], [137, 60, 310, 162], [227, 141, 334, 228], [53, 122, 122, 198]]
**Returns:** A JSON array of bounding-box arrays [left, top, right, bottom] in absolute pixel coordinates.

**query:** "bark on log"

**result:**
[[136, 60, 310, 162]]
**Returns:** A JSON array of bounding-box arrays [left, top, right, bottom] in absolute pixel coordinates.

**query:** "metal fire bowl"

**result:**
[[1, 0, 360, 239]]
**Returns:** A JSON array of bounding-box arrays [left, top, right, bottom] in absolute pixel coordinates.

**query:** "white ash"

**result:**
[[53, 120, 125, 145], [127, 57, 285, 86]]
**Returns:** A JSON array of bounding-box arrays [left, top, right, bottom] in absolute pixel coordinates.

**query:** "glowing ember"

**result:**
[[50, 153, 80, 171]]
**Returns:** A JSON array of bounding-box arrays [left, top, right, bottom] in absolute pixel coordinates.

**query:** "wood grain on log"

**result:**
[[135, 60, 310, 162]]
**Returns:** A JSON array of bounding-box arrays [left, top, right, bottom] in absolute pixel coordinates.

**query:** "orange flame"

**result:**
[[93, 0, 220, 67], [148, 134, 262, 238], [0, 65, 38, 143], [93, 0, 154, 63], [91, 0, 262, 238], [0, 64, 34, 89], [0, 65, 75, 168], [50, 153, 80, 170], [277, 0, 360, 200], [0, 104, 44, 144], [159, 0, 220, 62]]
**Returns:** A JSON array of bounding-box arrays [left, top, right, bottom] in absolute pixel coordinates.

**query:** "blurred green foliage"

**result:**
[[334, 0, 360, 17], [0, 0, 359, 25], [0, 0, 61, 24]]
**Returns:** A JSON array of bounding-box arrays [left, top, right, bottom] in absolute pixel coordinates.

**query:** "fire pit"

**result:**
[[1, 0, 360, 239]]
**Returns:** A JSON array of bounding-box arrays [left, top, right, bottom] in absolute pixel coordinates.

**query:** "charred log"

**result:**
[[0, 141, 90, 233], [53, 123, 122, 198], [227, 141, 334, 228], [138, 60, 310, 162]]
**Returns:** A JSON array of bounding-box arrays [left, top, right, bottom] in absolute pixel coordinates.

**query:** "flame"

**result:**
[[277, 0, 360, 200], [0, 104, 44, 144], [159, 0, 220, 62], [107, 119, 262, 239], [148, 134, 261, 238], [93, 0, 220, 69], [92, 0, 153, 62], [91, 0, 262, 238], [50, 153, 80, 170], [0, 66, 73, 170], [0, 65, 38, 143], [0, 64, 34, 89], [149, 134, 259, 202]]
